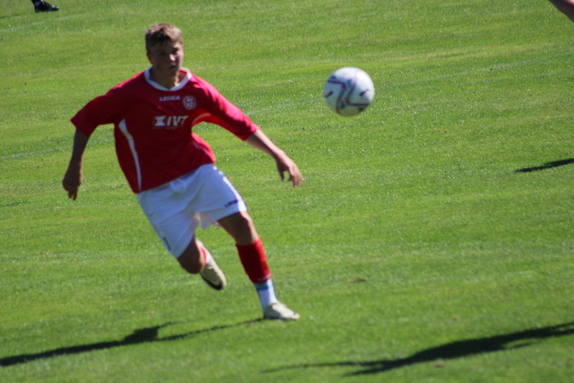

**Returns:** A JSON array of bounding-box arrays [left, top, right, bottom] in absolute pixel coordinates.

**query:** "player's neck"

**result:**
[[149, 68, 181, 89]]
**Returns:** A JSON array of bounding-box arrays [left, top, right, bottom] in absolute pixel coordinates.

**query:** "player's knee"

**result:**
[[218, 211, 258, 245], [232, 214, 257, 241], [236, 212, 254, 230]]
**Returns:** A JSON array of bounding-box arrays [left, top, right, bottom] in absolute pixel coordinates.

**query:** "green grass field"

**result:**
[[1, 0, 573, 381]]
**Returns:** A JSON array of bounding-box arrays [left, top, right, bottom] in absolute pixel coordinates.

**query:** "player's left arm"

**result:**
[[245, 130, 303, 188], [194, 76, 303, 186]]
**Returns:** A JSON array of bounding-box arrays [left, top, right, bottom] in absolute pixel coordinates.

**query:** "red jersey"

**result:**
[[71, 68, 260, 193]]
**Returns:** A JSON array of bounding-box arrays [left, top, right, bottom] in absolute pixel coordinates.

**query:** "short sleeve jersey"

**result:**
[[71, 68, 260, 193]]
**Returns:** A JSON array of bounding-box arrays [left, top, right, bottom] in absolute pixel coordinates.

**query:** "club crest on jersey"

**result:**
[[183, 96, 196, 110], [153, 115, 189, 129]]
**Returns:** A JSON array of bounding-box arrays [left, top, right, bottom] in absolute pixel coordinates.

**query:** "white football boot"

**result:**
[[263, 301, 300, 321], [197, 241, 227, 291]]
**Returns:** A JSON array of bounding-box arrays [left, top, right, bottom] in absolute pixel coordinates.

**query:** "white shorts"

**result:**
[[137, 164, 247, 258]]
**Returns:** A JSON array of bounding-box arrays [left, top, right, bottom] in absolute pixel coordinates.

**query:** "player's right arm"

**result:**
[[63, 86, 127, 199], [62, 129, 90, 200]]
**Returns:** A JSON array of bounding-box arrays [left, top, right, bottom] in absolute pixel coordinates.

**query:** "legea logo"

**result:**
[[153, 115, 189, 129]]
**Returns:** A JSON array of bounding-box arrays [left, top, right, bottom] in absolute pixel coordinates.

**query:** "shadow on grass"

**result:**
[[515, 158, 574, 173], [0, 318, 263, 367], [265, 322, 574, 376]]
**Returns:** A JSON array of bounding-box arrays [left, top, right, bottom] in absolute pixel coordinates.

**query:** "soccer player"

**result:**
[[549, 0, 574, 21], [31, 0, 59, 12], [62, 23, 302, 321]]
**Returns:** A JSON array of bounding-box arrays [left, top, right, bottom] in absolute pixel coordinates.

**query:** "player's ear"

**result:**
[[146, 50, 153, 64]]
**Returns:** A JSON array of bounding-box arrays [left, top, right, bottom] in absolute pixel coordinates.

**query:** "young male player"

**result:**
[[62, 23, 302, 321]]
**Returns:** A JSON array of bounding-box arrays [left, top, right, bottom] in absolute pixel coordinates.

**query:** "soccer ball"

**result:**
[[323, 67, 375, 117]]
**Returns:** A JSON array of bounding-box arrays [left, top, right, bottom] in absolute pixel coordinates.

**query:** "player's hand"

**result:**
[[276, 155, 303, 187], [62, 166, 83, 200], [244, 130, 303, 187]]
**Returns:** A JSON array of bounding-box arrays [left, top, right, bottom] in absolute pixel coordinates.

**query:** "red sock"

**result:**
[[236, 238, 271, 284]]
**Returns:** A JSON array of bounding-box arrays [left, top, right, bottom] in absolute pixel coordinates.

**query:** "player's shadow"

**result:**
[[265, 322, 574, 376], [515, 158, 574, 173], [0, 318, 262, 368]]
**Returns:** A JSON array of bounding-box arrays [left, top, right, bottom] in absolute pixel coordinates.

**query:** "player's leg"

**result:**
[[217, 212, 299, 321], [216, 211, 257, 245], [136, 169, 226, 290], [179, 164, 299, 319], [176, 239, 204, 274]]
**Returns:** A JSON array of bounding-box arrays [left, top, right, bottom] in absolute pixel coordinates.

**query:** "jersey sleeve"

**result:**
[[70, 88, 127, 136], [193, 78, 260, 140]]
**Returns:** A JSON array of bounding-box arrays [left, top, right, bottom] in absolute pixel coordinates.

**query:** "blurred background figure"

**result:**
[[31, 0, 59, 12]]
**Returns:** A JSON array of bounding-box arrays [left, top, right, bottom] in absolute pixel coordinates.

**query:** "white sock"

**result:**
[[254, 279, 277, 309]]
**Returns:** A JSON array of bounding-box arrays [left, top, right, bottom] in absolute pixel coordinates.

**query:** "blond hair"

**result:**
[[145, 23, 183, 51]]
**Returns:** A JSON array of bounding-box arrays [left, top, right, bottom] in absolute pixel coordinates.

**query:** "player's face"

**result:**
[[147, 41, 184, 78]]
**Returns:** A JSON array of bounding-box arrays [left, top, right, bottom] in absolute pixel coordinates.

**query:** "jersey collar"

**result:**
[[144, 67, 193, 91]]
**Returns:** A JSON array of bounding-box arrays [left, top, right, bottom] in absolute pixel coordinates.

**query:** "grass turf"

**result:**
[[1, 0, 573, 381]]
